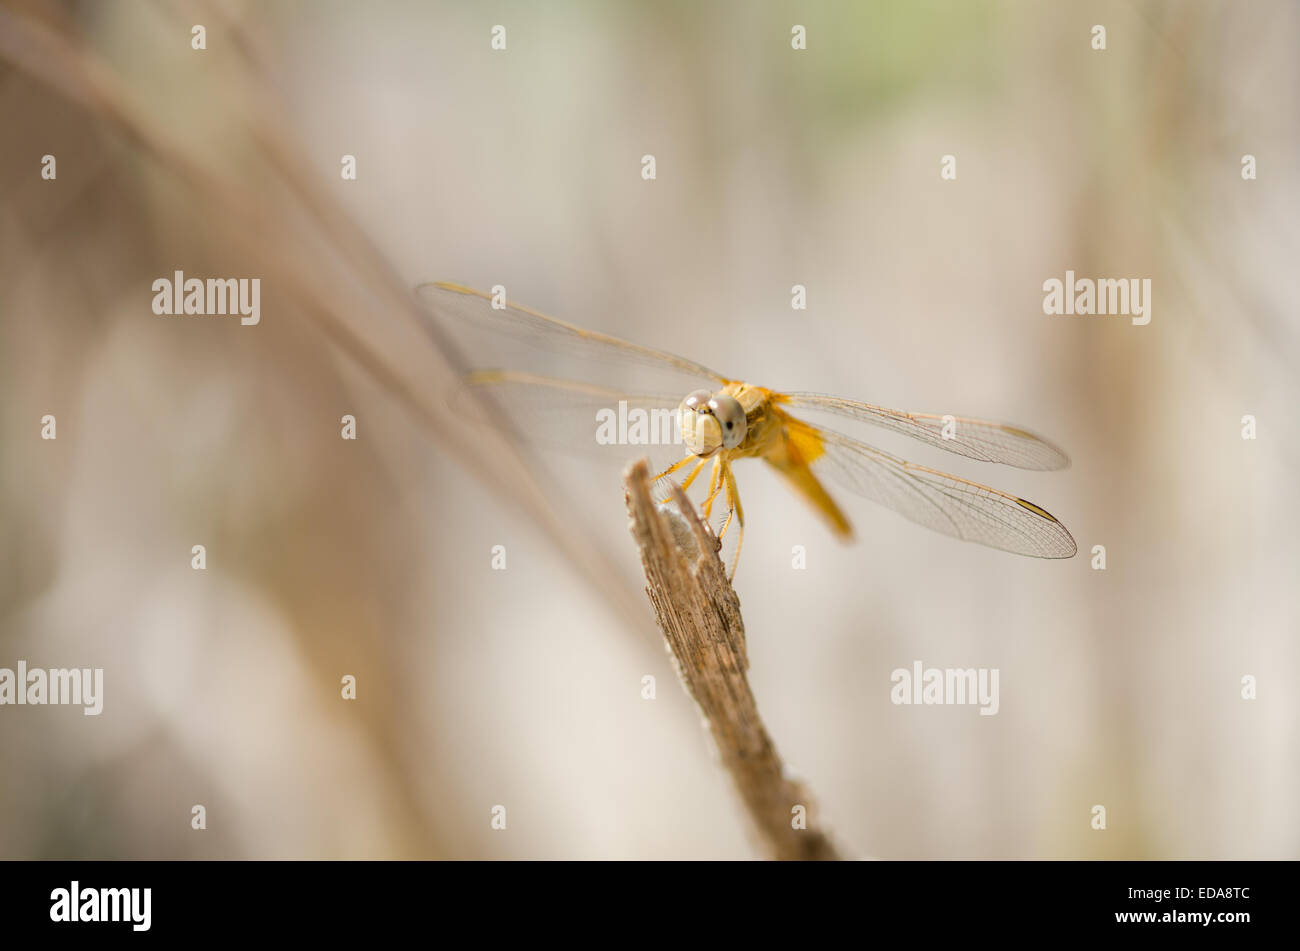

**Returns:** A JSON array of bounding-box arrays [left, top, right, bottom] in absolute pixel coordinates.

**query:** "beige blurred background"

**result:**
[[0, 0, 1296, 859]]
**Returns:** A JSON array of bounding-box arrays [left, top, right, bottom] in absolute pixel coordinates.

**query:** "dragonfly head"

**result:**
[[679, 389, 748, 456]]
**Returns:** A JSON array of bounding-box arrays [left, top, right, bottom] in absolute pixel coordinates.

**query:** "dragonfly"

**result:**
[[418, 282, 1077, 579]]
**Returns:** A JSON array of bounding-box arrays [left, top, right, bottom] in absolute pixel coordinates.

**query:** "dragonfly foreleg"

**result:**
[[656, 455, 706, 505], [678, 457, 708, 494], [652, 454, 694, 485]]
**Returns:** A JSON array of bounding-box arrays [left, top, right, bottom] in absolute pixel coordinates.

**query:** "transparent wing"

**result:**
[[417, 282, 730, 387], [451, 369, 688, 468], [798, 420, 1076, 558], [779, 392, 1070, 470]]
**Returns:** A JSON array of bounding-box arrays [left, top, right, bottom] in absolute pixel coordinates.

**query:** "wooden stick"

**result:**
[[624, 460, 841, 861]]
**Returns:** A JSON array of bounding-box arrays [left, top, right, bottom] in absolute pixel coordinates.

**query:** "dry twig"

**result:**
[[625, 461, 841, 861]]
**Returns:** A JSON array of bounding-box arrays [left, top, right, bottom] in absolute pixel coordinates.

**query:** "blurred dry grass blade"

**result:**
[[0, 3, 656, 634], [0, 0, 687, 860], [625, 460, 841, 861]]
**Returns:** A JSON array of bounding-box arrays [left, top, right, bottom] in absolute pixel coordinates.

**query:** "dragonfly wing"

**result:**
[[779, 392, 1070, 470], [794, 419, 1076, 558], [452, 369, 688, 465], [417, 282, 730, 387]]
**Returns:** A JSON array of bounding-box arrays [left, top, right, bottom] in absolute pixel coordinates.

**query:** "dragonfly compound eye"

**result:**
[[679, 389, 722, 456], [683, 389, 711, 413], [708, 394, 748, 449]]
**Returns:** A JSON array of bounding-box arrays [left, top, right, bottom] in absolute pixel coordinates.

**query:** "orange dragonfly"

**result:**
[[419, 282, 1077, 578]]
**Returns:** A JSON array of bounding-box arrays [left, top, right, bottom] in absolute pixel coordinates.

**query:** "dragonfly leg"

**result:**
[[702, 457, 723, 520], [717, 465, 736, 539], [655, 454, 707, 504], [652, 454, 694, 484], [724, 465, 745, 581], [677, 457, 708, 494], [653, 454, 698, 504]]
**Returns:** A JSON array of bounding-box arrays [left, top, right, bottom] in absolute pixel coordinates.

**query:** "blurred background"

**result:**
[[0, 0, 1296, 859]]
